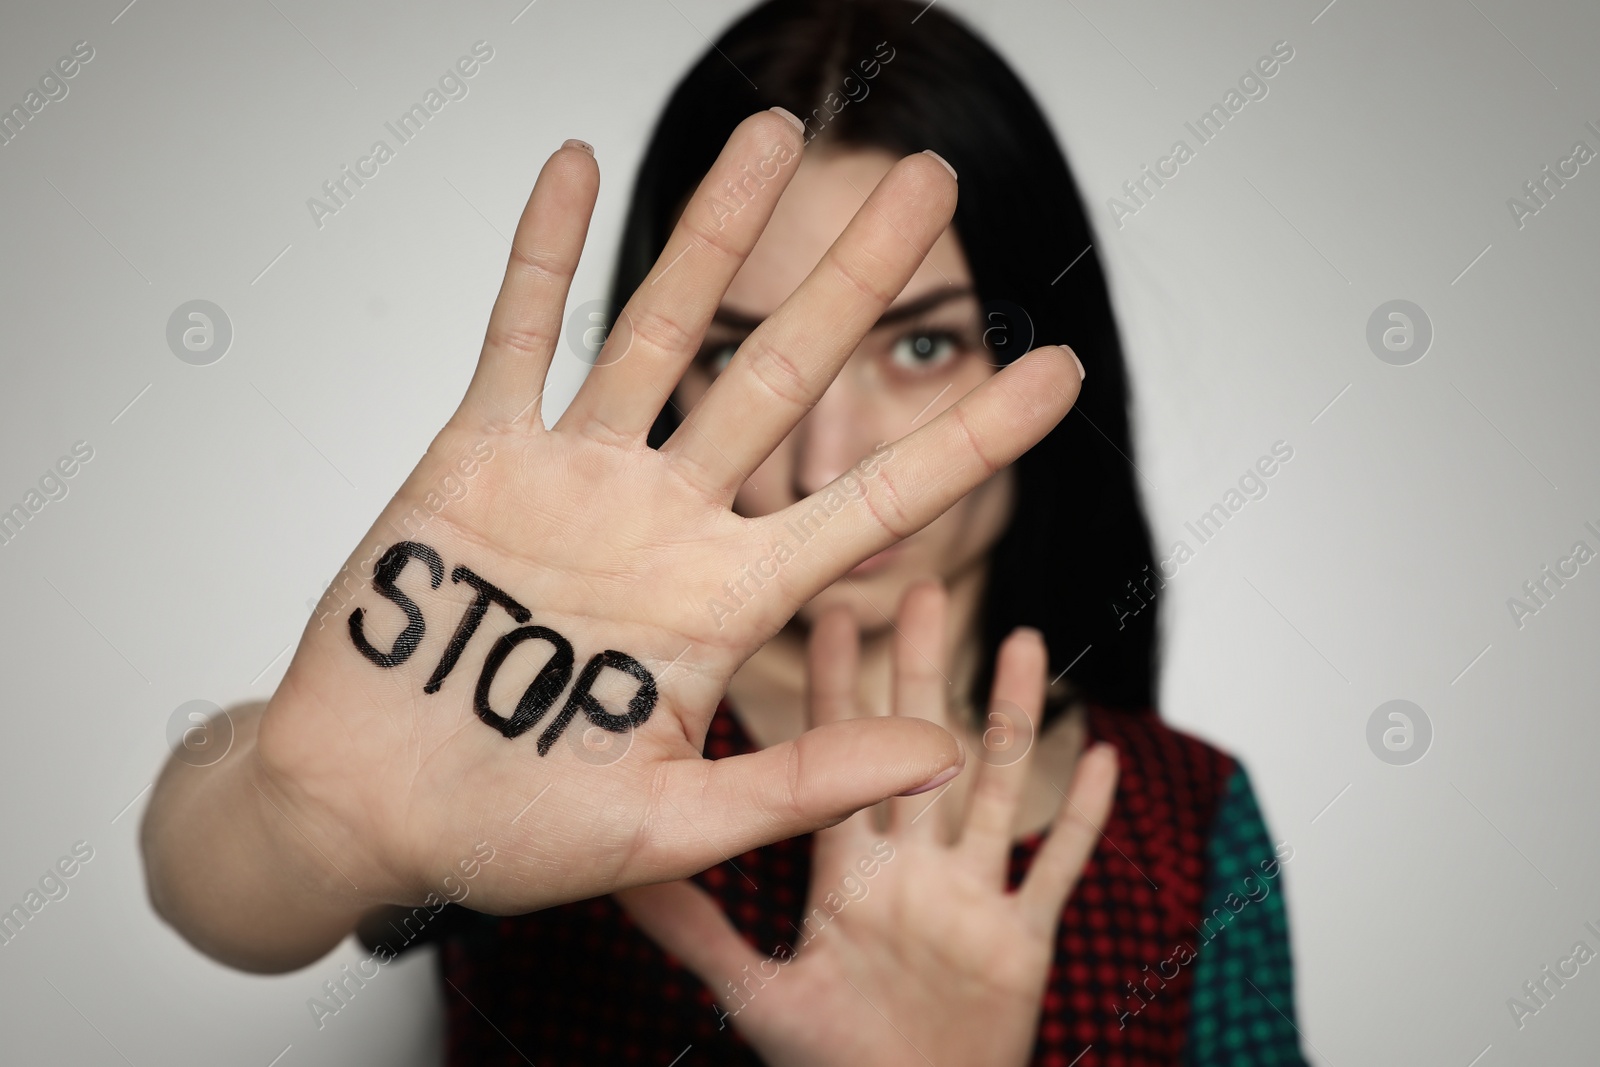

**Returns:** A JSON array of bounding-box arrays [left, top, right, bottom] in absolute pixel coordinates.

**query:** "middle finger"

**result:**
[[553, 108, 806, 445], [662, 150, 959, 501], [888, 579, 958, 840]]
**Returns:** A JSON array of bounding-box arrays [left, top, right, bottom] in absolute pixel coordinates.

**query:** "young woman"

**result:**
[[368, 2, 1306, 1063], [142, 1, 1306, 1064]]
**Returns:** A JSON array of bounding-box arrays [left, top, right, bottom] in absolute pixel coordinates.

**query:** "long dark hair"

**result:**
[[609, 0, 1160, 716]]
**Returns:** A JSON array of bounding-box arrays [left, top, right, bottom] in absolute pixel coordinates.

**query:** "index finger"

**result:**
[[804, 606, 876, 850], [768, 343, 1084, 601]]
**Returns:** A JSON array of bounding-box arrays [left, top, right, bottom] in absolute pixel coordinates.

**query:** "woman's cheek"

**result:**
[[733, 447, 791, 518], [929, 467, 1016, 571]]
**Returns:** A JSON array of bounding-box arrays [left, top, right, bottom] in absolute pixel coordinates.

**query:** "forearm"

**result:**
[[140, 702, 369, 973]]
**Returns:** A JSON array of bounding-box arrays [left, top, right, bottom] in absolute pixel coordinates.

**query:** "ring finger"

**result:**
[[553, 108, 807, 444], [662, 150, 959, 502]]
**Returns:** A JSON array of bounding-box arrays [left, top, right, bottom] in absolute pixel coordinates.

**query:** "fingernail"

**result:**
[[1060, 345, 1085, 381], [922, 149, 957, 180], [562, 138, 594, 155], [769, 106, 805, 135], [898, 762, 961, 797]]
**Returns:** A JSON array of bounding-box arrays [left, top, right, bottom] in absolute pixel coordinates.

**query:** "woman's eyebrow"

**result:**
[[710, 285, 978, 332]]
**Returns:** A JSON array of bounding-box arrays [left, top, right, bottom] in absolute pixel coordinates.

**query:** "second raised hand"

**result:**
[[256, 108, 1087, 922], [617, 583, 1121, 1067]]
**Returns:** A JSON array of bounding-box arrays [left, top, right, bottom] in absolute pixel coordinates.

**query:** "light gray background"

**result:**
[[2, 0, 1596, 1063]]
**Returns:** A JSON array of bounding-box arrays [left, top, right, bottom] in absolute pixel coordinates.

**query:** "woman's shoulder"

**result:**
[[1078, 703, 1289, 906], [1084, 702, 1242, 819]]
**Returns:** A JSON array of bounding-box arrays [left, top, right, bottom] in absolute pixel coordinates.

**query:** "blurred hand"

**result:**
[[618, 582, 1118, 1067]]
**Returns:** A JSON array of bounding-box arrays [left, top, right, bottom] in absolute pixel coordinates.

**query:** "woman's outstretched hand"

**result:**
[[141, 109, 1086, 971], [617, 583, 1119, 1067]]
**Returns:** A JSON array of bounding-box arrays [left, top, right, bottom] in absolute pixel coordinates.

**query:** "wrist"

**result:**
[[142, 705, 378, 973], [244, 741, 380, 921]]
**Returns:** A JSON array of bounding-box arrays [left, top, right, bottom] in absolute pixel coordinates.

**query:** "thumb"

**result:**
[[614, 880, 762, 997], [640, 716, 963, 878]]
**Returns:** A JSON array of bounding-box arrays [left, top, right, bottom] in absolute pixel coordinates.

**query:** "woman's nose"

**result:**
[[791, 375, 871, 498]]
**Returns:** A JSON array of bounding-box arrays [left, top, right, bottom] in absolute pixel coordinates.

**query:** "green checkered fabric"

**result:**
[[1182, 764, 1309, 1066]]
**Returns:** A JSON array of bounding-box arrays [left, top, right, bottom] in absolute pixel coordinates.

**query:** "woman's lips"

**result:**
[[848, 542, 905, 577]]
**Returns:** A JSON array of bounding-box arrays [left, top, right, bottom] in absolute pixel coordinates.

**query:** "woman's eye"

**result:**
[[889, 330, 958, 371], [701, 343, 738, 376]]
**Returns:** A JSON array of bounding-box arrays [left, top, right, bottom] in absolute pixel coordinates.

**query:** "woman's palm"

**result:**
[[254, 111, 1085, 916], [619, 588, 1118, 1067], [758, 835, 1064, 1065]]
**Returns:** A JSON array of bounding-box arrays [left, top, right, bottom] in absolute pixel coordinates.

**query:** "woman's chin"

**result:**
[[797, 555, 921, 632], [847, 541, 906, 578]]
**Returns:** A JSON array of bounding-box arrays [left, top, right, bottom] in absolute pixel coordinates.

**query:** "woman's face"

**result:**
[[672, 146, 1016, 631]]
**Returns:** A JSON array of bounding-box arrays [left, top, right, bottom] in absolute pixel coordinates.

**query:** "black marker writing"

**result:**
[[348, 541, 444, 668], [424, 565, 530, 694], [536, 650, 657, 756], [345, 540, 659, 754], [474, 624, 575, 739]]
